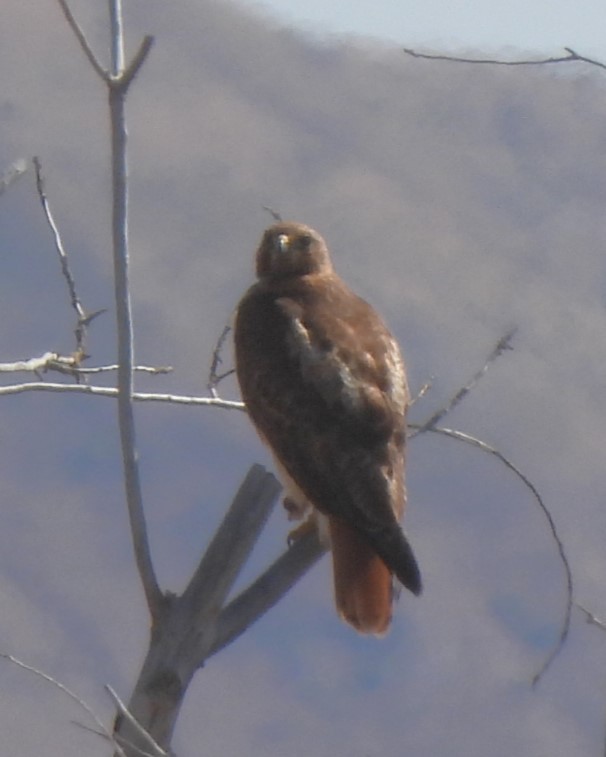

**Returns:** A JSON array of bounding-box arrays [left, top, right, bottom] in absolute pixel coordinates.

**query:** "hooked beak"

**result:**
[[276, 233, 290, 253]]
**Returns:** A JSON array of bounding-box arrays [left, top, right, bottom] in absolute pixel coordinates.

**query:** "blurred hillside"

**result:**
[[1, 1, 606, 755]]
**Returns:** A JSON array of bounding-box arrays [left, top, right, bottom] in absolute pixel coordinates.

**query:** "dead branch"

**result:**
[[207, 322, 234, 397], [412, 328, 516, 435], [262, 205, 283, 222], [576, 604, 606, 633], [0, 352, 171, 379], [106, 686, 167, 757], [414, 424, 573, 687], [209, 526, 326, 658], [56, 0, 108, 80], [114, 466, 281, 752], [0, 381, 245, 409], [0, 652, 128, 757], [33, 156, 107, 370], [403, 46, 606, 72]]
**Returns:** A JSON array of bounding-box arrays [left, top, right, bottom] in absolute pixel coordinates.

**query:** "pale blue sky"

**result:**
[[247, 0, 606, 57]]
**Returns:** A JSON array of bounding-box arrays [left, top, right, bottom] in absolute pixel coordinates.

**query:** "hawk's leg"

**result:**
[[287, 511, 318, 545]]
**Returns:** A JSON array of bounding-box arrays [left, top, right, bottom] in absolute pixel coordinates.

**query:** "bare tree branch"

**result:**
[[183, 464, 281, 662], [33, 156, 103, 363], [0, 353, 171, 378], [262, 205, 283, 222], [404, 46, 606, 71], [412, 328, 516, 436], [415, 425, 573, 687], [56, 0, 109, 81], [207, 322, 234, 397], [97, 0, 164, 621], [0, 652, 128, 757], [119, 36, 155, 90], [208, 527, 326, 658], [0, 381, 245, 409], [105, 685, 167, 757], [576, 603, 606, 632]]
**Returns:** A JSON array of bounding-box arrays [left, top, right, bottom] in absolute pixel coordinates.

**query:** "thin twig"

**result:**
[[403, 46, 606, 72], [56, 0, 108, 81], [105, 685, 167, 757], [262, 205, 283, 222], [415, 425, 573, 686], [119, 36, 155, 90], [33, 156, 100, 362], [0, 355, 171, 377], [0, 653, 127, 757], [0, 158, 28, 197], [207, 323, 234, 397], [576, 603, 606, 632], [77, 364, 172, 375], [412, 328, 516, 436], [410, 377, 433, 407], [0, 382, 245, 408]]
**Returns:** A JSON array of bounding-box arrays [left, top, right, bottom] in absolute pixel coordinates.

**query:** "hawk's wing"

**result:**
[[235, 273, 421, 595]]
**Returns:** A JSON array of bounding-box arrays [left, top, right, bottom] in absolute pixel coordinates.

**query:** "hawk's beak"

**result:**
[[276, 234, 290, 253]]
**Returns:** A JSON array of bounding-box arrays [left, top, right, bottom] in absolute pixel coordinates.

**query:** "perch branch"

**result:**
[[182, 465, 281, 660], [417, 424, 572, 686], [0, 652, 127, 757], [208, 527, 326, 658]]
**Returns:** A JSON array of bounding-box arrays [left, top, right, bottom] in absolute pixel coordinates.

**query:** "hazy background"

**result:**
[[1, 1, 606, 755]]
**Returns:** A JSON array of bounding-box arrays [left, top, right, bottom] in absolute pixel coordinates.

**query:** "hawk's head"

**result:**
[[255, 222, 333, 280]]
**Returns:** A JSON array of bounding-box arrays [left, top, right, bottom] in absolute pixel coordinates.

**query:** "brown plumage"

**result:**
[[234, 221, 421, 634]]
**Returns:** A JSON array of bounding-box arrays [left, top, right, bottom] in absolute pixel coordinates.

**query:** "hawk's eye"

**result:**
[[298, 234, 312, 249]]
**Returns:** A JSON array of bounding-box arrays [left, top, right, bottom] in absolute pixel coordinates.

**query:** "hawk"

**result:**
[[234, 221, 421, 634]]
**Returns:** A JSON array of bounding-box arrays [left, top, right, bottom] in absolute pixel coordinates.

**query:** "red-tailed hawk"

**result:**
[[234, 222, 421, 634]]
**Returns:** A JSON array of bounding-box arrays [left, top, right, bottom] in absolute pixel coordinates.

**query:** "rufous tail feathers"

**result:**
[[330, 517, 395, 635]]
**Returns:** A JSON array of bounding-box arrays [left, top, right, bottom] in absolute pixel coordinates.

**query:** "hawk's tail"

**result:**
[[329, 518, 421, 634], [330, 517, 396, 635], [368, 523, 422, 597]]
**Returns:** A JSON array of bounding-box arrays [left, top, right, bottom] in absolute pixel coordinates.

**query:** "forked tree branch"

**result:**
[[209, 526, 326, 658], [182, 464, 281, 642], [107, 23, 162, 621]]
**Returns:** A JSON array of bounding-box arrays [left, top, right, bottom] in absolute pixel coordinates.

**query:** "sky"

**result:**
[[2, 0, 606, 756], [248, 0, 606, 57]]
